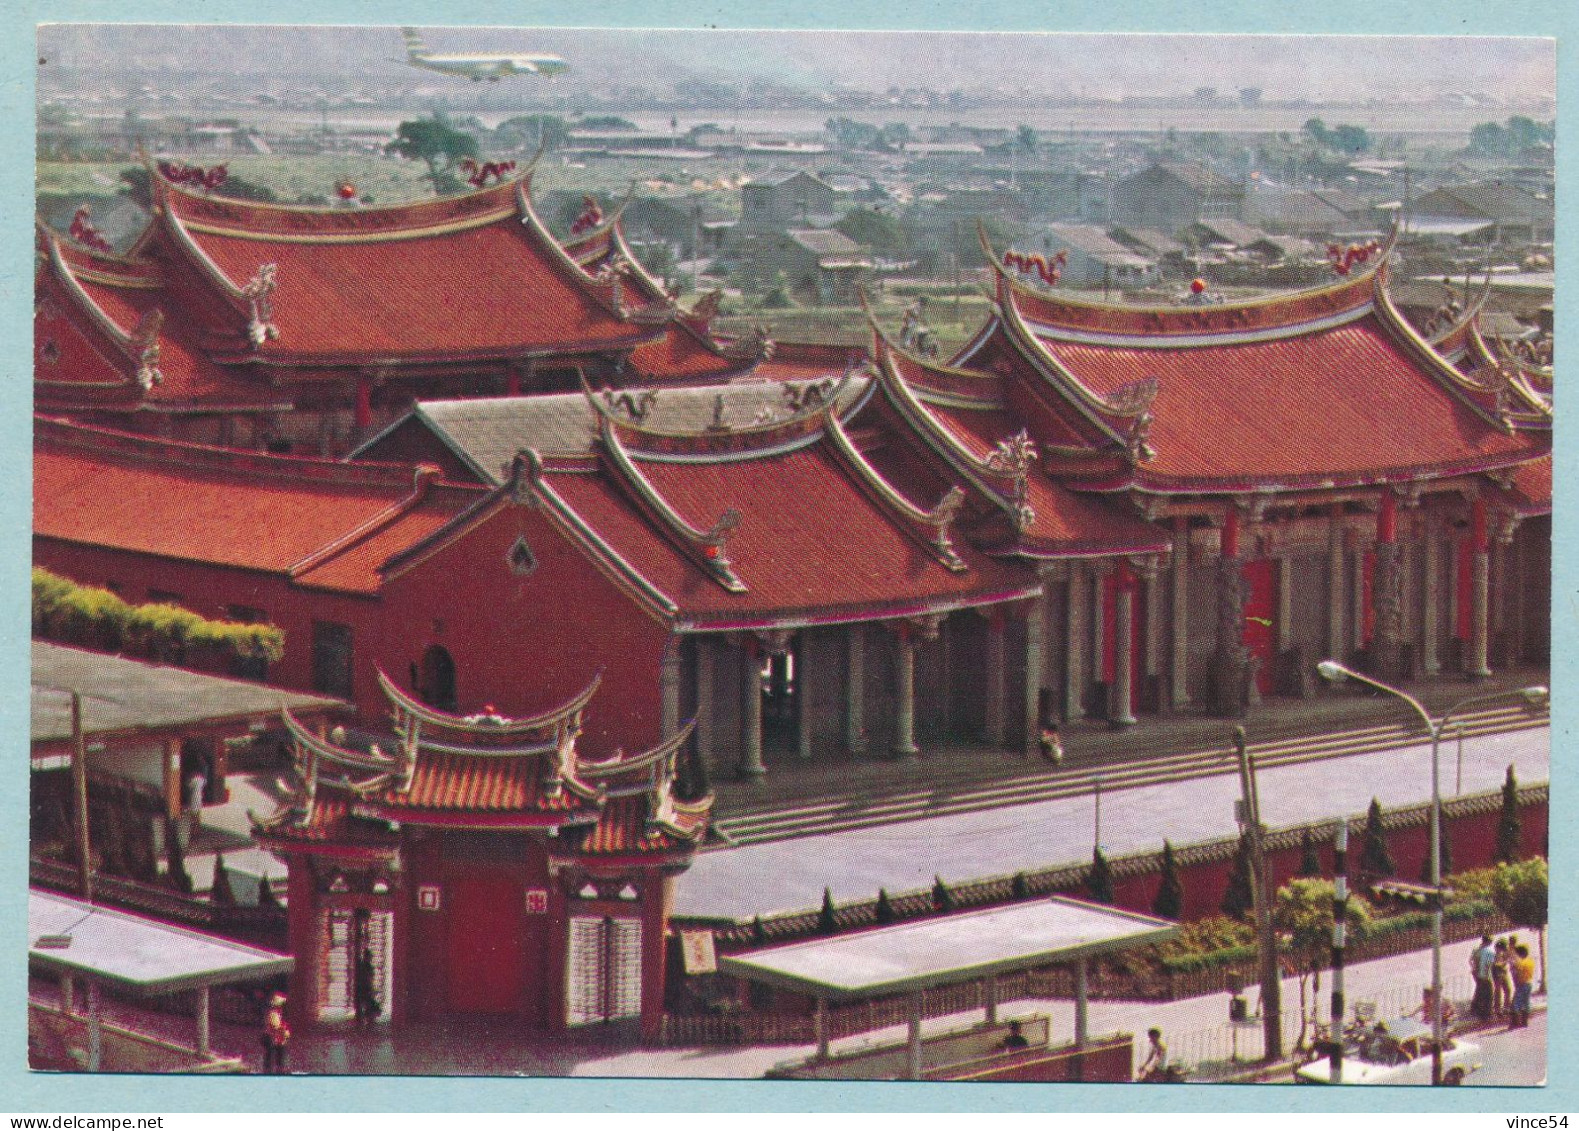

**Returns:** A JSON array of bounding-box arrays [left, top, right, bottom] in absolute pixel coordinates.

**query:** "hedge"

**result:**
[[33, 568, 285, 664]]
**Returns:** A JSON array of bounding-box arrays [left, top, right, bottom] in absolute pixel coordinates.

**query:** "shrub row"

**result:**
[[33, 568, 284, 663]]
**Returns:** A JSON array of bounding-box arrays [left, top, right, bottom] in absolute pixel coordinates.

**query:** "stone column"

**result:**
[[1065, 564, 1088, 721], [196, 985, 211, 1059], [1372, 492, 1406, 681], [1170, 518, 1191, 710], [1142, 557, 1163, 683], [1023, 594, 1046, 758], [1276, 556, 1294, 654], [1212, 505, 1249, 717], [694, 637, 715, 771], [1468, 499, 1492, 678], [354, 373, 373, 432], [1351, 537, 1367, 654], [906, 991, 924, 1080], [1422, 526, 1442, 675], [796, 636, 814, 761], [739, 637, 766, 779], [1111, 562, 1137, 727], [846, 625, 867, 756], [984, 609, 1008, 747], [892, 622, 921, 760], [660, 635, 682, 740], [1328, 509, 1347, 661]]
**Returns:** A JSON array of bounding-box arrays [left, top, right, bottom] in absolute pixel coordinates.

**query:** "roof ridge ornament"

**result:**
[[983, 429, 1039, 532], [239, 263, 280, 348], [131, 308, 164, 391]]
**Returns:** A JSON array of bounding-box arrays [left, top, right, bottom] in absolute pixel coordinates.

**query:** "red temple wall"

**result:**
[[35, 498, 670, 755]]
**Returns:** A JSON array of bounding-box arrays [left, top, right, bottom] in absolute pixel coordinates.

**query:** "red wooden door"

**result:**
[[1242, 559, 1277, 696], [445, 876, 525, 1014]]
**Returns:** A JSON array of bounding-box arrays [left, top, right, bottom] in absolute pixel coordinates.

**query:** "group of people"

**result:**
[[1470, 933, 1537, 1029]]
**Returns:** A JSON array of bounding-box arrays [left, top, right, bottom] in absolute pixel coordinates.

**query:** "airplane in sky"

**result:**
[[400, 28, 569, 81]]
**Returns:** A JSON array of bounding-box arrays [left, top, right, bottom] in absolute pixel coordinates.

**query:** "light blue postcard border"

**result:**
[[3, 0, 1572, 1115]]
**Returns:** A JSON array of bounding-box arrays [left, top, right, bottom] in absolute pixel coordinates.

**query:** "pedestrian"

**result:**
[[1491, 938, 1513, 1018], [354, 947, 380, 1028], [1138, 1027, 1169, 1081], [184, 767, 207, 846], [1510, 943, 1535, 1028], [1470, 934, 1496, 1020], [1414, 986, 1454, 1030], [1039, 722, 1064, 767], [261, 992, 290, 1074]]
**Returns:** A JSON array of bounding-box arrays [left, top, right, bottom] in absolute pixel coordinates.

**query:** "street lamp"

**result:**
[[1316, 660, 1548, 1085]]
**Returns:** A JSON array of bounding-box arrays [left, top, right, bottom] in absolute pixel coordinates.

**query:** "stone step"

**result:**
[[711, 706, 1538, 847]]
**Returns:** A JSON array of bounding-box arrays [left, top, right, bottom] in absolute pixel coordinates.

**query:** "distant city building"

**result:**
[[1112, 162, 1247, 236], [1409, 181, 1554, 244], [1036, 224, 1160, 288], [739, 169, 836, 229]]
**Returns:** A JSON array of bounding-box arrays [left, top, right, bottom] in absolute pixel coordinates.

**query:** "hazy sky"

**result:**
[[36, 24, 1556, 104]]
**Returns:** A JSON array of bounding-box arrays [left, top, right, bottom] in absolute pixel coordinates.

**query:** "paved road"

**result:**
[[675, 726, 1550, 922]]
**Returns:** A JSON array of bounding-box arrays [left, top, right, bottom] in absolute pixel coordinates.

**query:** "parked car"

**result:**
[[1295, 1017, 1482, 1085]]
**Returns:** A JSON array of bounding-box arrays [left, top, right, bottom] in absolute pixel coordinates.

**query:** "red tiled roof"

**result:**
[[1500, 455, 1552, 514], [629, 324, 750, 382], [34, 418, 484, 592], [540, 436, 1037, 627], [752, 340, 866, 383], [1035, 313, 1539, 487], [371, 753, 587, 814], [577, 794, 689, 855], [36, 236, 282, 410], [157, 177, 651, 364]]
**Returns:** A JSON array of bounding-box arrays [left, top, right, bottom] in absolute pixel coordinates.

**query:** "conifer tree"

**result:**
[[1011, 872, 1031, 900], [1088, 846, 1115, 905], [1299, 828, 1323, 877], [751, 916, 768, 946], [1359, 798, 1395, 878], [1152, 840, 1184, 919], [818, 887, 838, 934], [210, 853, 236, 905], [932, 875, 955, 912], [1496, 764, 1522, 864], [1221, 831, 1256, 920], [875, 888, 897, 924]]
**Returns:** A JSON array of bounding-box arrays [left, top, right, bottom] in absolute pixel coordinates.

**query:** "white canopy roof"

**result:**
[[720, 896, 1175, 1001], [28, 890, 292, 994]]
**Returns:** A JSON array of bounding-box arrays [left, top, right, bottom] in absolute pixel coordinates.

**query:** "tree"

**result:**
[[211, 853, 236, 905], [1152, 840, 1184, 920], [1299, 828, 1323, 878], [385, 117, 480, 195], [1496, 764, 1522, 864], [1359, 798, 1395, 878], [257, 872, 282, 911], [1490, 858, 1547, 991], [1302, 118, 1330, 148], [1328, 124, 1371, 155], [164, 818, 192, 895], [1275, 878, 1374, 1051], [818, 887, 837, 934], [1221, 831, 1255, 920], [1088, 846, 1115, 905], [118, 166, 152, 208], [932, 875, 956, 912], [751, 916, 768, 945], [213, 174, 277, 203], [1016, 124, 1037, 155], [494, 114, 569, 152], [875, 888, 897, 924], [835, 208, 906, 257], [1011, 872, 1031, 900]]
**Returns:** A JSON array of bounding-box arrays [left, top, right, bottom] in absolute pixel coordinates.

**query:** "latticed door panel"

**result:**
[[608, 917, 643, 1021], [565, 915, 644, 1026]]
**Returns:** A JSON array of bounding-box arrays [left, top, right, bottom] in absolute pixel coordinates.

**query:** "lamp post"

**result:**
[[1316, 660, 1547, 1085]]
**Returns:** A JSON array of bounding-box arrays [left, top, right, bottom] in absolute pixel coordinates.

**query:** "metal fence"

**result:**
[[1173, 972, 1478, 1080]]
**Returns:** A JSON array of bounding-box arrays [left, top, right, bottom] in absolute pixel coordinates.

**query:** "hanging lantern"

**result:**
[[337, 181, 358, 200], [1190, 278, 1207, 294]]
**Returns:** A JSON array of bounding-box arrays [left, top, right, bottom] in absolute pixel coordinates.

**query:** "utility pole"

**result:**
[[1233, 726, 1281, 1061], [71, 690, 92, 902], [1329, 817, 1348, 1080]]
